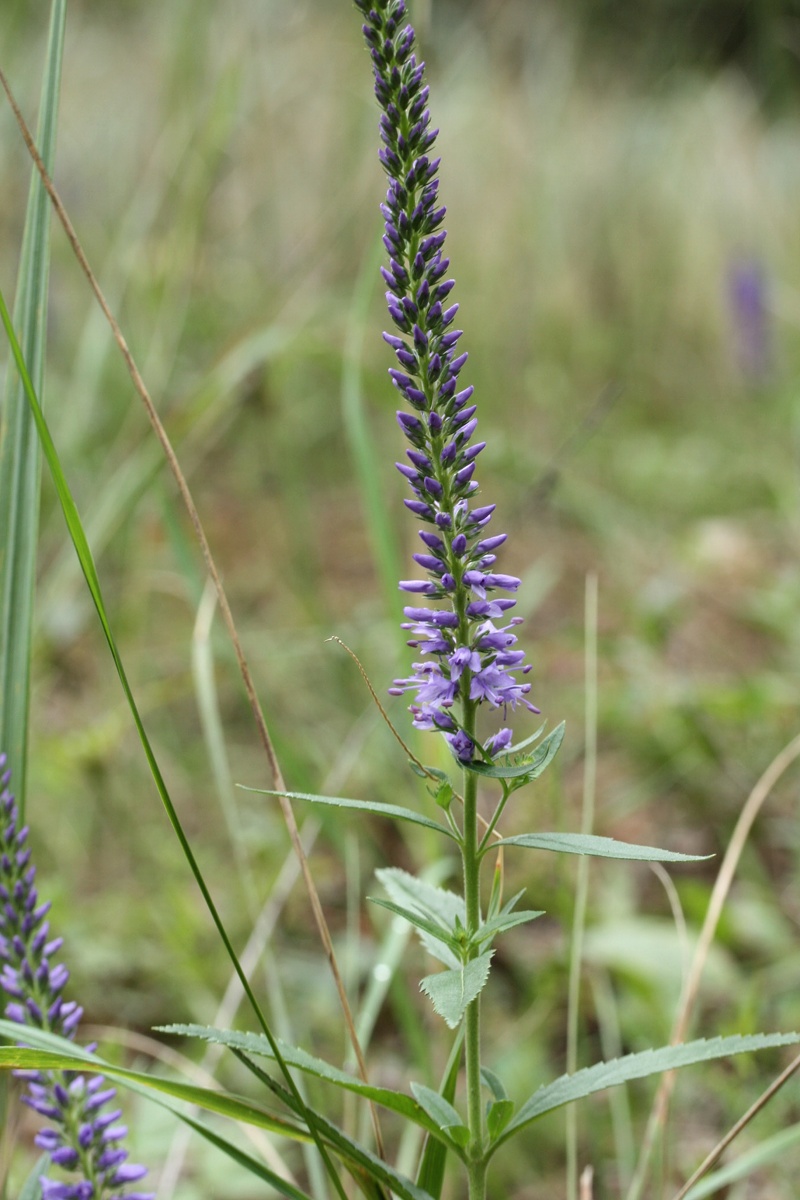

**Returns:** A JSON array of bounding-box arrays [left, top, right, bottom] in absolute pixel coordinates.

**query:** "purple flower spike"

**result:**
[[355, 0, 537, 761], [0, 759, 152, 1200]]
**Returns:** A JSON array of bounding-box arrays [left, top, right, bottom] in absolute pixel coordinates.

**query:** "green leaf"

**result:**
[[410, 1083, 469, 1148], [158, 1023, 461, 1154], [377, 868, 465, 969], [493, 1032, 800, 1152], [368, 897, 461, 959], [243, 788, 456, 840], [416, 1032, 463, 1198], [463, 722, 565, 780], [0, 0, 66, 808], [486, 1099, 515, 1141], [480, 1067, 509, 1103], [420, 952, 494, 1029], [472, 908, 545, 947], [491, 832, 709, 862]]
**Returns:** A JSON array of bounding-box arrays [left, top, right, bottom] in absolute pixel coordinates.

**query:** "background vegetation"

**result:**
[[2, 0, 800, 1195]]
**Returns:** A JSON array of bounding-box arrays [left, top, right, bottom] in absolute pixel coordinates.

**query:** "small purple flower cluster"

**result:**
[[355, 0, 538, 761], [0, 754, 151, 1200]]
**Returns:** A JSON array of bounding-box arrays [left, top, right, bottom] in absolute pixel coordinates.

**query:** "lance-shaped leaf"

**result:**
[[159, 1023, 461, 1155], [416, 1032, 463, 1199], [410, 1083, 469, 1148], [243, 788, 457, 840], [463, 722, 565, 780], [420, 952, 494, 1029], [491, 831, 709, 862], [472, 908, 545, 947], [491, 1032, 800, 1154]]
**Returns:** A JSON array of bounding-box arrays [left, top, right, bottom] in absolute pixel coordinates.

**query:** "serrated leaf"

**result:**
[[486, 1098, 515, 1141], [158, 1023, 462, 1154], [420, 952, 494, 1029], [368, 897, 461, 959], [410, 1083, 469, 1146], [464, 722, 565, 780], [472, 908, 545, 947], [244, 789, 456, 840], [492, 832, 709, 862], [377, 868, 465, 969], [493, 1032, 800, 1152]]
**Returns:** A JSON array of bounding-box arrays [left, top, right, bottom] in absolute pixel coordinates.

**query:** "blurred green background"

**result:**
[[3, 0, 800, 1196]]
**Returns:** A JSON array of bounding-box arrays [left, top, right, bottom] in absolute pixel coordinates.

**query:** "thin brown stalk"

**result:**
[[626, 730, 800, 1200], [0, 66, 384, 1156], [671, 1049, 800, 1200]]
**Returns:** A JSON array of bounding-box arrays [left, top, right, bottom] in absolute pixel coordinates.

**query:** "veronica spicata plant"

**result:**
[[4, 4, 800, 1200], [0, 753, 152, 1200]]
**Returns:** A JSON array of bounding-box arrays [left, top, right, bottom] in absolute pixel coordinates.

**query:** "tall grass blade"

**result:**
[[0, 0, 66, 812], [0, 286, 350, 1200]]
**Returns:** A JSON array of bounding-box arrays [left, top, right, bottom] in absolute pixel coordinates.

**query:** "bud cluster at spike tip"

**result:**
[[0, 754, 152, 1200], [354, 0, 538, 761]]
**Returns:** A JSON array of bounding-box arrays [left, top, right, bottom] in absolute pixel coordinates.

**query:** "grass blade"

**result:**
[[0, 0, 66, 812], [0, 286, 349, 1200]]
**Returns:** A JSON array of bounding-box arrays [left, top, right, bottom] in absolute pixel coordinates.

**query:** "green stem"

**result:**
[[462, 699, 487, 1200]]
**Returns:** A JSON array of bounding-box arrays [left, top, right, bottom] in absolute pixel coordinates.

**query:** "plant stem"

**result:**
[[462, 699, 487, 1200]]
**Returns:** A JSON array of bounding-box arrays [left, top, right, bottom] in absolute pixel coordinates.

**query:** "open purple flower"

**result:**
[[355, 0, 538, 762], [0, 753, 152, 1200]]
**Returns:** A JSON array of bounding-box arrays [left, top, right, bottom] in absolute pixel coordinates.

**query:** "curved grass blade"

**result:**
[[0, 0, 66, 812], [491, 1032, 800, 1154], [0, 291, 348, 1199], [492, 832, 709, 862], [245, 787, 457, 840]]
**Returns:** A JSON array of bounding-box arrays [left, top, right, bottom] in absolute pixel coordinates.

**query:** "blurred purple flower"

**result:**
[[0, 753, 152, 1200], [355, 0, 538, 762], [729, 257, 771, 381]]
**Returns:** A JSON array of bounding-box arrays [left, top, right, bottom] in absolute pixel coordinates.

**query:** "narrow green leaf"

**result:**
[[492, 832, 709, 862], [0, 1043, 305, 1141], [368, 897, 461, 958], [410, 1083, 468, 1147], [480, 1067, 509, 1103], [416, 1030, 463, 1198], [377, 868, 465, 968], [493, 1033, 800, 1151], [244, 788, 456, 840], [420, 952, 494, 1029], [463, 721, 565, 780], [472, 908, 545, 947], [0, 0, 66, 808], [159, 1023, 459, 1152]]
